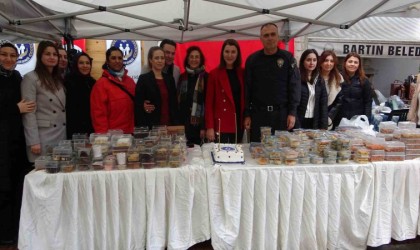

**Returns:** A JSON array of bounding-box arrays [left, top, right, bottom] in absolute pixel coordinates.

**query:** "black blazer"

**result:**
[[296, 77, 328, 129], [65, 73, 95, 138], [135, 71, 179, 128]]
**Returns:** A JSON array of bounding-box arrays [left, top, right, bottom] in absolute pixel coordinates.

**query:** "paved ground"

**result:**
[[188, 237, 420, 250]]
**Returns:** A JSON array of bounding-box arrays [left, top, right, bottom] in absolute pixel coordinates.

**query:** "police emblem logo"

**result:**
[[111, 40, 138, 66], [15, 43, 34, 65], [277, 58, 284, 68]]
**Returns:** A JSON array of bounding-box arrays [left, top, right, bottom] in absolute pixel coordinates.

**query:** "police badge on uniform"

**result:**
[[277, 58, 284, 68]]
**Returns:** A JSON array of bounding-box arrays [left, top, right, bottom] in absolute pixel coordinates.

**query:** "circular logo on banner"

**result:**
[[15, 43, 34, 64], [111, 40, 138, 65]]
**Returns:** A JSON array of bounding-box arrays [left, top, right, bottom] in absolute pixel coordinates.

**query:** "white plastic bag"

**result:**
[[338, 115, 376, 136]]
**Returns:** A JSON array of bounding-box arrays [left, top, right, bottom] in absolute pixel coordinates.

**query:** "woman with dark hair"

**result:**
[[337, 52, 372, 122], [0, 40, 34, 247], [65, 52, 96, 138], [178, 46, 208, 145], [319, 50, 344, 129], [90, 46, 136, 133], [21, 40, 66, 162], [205, 39, 245, 143], [296, 49, 328, 129], [135, 46, 178, 128]]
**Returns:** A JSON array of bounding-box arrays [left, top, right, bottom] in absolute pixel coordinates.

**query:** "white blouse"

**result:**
[[305, 81, 316, 118]]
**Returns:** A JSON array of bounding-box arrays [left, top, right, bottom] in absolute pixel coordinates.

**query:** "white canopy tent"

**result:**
[[1, 0, 420, 43], [308, 16, 420, 58]]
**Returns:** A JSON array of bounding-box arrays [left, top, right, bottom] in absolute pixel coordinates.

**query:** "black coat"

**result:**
[[338, 76, 372, 123], [296, 77, 328, 129], [0, 70, 28, 192], [64, 73, 95, 138], [135, 71, 179, 128]]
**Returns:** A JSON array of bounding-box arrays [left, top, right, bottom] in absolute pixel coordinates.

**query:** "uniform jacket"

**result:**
[[135, 71, 179, 128], [337, 75, 372, 123], [21, 71, 67, 162], [65, 73, 95, 138], [205, 67, 245, 133], [90, 69, 136, 134], [244, 48, 301, 117], [296, 77, 328, 129]]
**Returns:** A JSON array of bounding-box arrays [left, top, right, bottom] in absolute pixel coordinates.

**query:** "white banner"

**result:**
[[309, 41, 420, 58], [106, 40, 142, 82], [15, 43, 36, 77]]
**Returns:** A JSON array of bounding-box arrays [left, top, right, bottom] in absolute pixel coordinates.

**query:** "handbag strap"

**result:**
[[105, 76, 135, 102]]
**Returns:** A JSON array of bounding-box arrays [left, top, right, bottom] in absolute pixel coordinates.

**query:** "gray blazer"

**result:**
[[21, 71, 66, 162]]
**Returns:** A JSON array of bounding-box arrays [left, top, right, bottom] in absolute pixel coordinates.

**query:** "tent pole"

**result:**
[[348, 0, 389, 27], [75, 17, 163, 40], [25, 0, 63, 34], [12, 0, 162, 25], [204, 0, 341, 28], [64, 0, 179, 30]]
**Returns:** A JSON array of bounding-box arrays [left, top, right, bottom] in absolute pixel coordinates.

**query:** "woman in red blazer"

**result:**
[[205, 39, 245, 143]]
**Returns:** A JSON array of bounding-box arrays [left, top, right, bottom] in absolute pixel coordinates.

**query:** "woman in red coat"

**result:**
[[90, 46, 136, 134], [205, 39, 245, 143]]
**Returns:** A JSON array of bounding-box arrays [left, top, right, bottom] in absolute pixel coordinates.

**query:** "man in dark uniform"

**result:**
[[244, 23, 301, 142]]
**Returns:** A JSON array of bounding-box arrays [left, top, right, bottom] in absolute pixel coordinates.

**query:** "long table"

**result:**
[[19, 144, 420, 250], [203, 144, 420, 250], [18, 146, 210, 250]]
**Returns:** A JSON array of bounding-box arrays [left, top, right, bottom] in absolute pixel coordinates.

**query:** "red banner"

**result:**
[[174, 39, 294, 73]]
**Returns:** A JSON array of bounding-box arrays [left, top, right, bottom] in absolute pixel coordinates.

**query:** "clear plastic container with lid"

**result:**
[[45, 160, 60, 173], [310, 154, 323, 164], [398, 121, 416, 130], [90, 133, 111, 145], [111, 134, 133, 148], [60, 160, 75, 173], [384, 141, 405, 152], [73, 139, 88, 151], [365, 137, 386, 150], [35, 155, 52, 170], [379, 121, 397, 134], [369, 150, 385, 162], [52, 146, 73, 161], [385, 151, 405, 161], [58, 140, 72, 147], [72, 133, 88, 140]]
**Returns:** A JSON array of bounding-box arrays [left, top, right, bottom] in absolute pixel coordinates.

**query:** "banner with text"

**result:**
[[106, 40, 141, 82], [309, 41, 420, 58]]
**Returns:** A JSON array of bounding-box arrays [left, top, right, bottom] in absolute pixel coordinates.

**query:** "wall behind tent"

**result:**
[[369, 58, 420, 98], [173, 40, 295, 72]]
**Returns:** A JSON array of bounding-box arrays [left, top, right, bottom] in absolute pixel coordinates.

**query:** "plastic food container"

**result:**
[[60, 160, 75, 173], [284, 158, 298, 166], [379, 121, 397, 134], [398, 121, 416, 130], [103, 155, 116, 170], [270, 158, 283, 165], [72, 133, 88, 140], [45, 160, 60, 173], [90, 133, 111, 145], [324, 157, 337, 164], [298, 157, 310, 164], [35, 156, 52, 170], [91, 161, 103, 171], [73, 139, 88, 150], [310, 155, 323, 164], [384, 141, 405, 152], [142, 162, 156, 169], [111, 134, 133, 148], [52, 146, 73, 161]]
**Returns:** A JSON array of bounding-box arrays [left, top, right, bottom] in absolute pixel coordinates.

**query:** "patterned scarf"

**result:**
[[180, 66, 205, 119], [107, 66, 125, 81]]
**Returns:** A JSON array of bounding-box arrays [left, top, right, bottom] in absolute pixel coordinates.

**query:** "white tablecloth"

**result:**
[[18, 147, 210, 250], [203, 144, 420, 250], [368, 160, 420, 246]]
